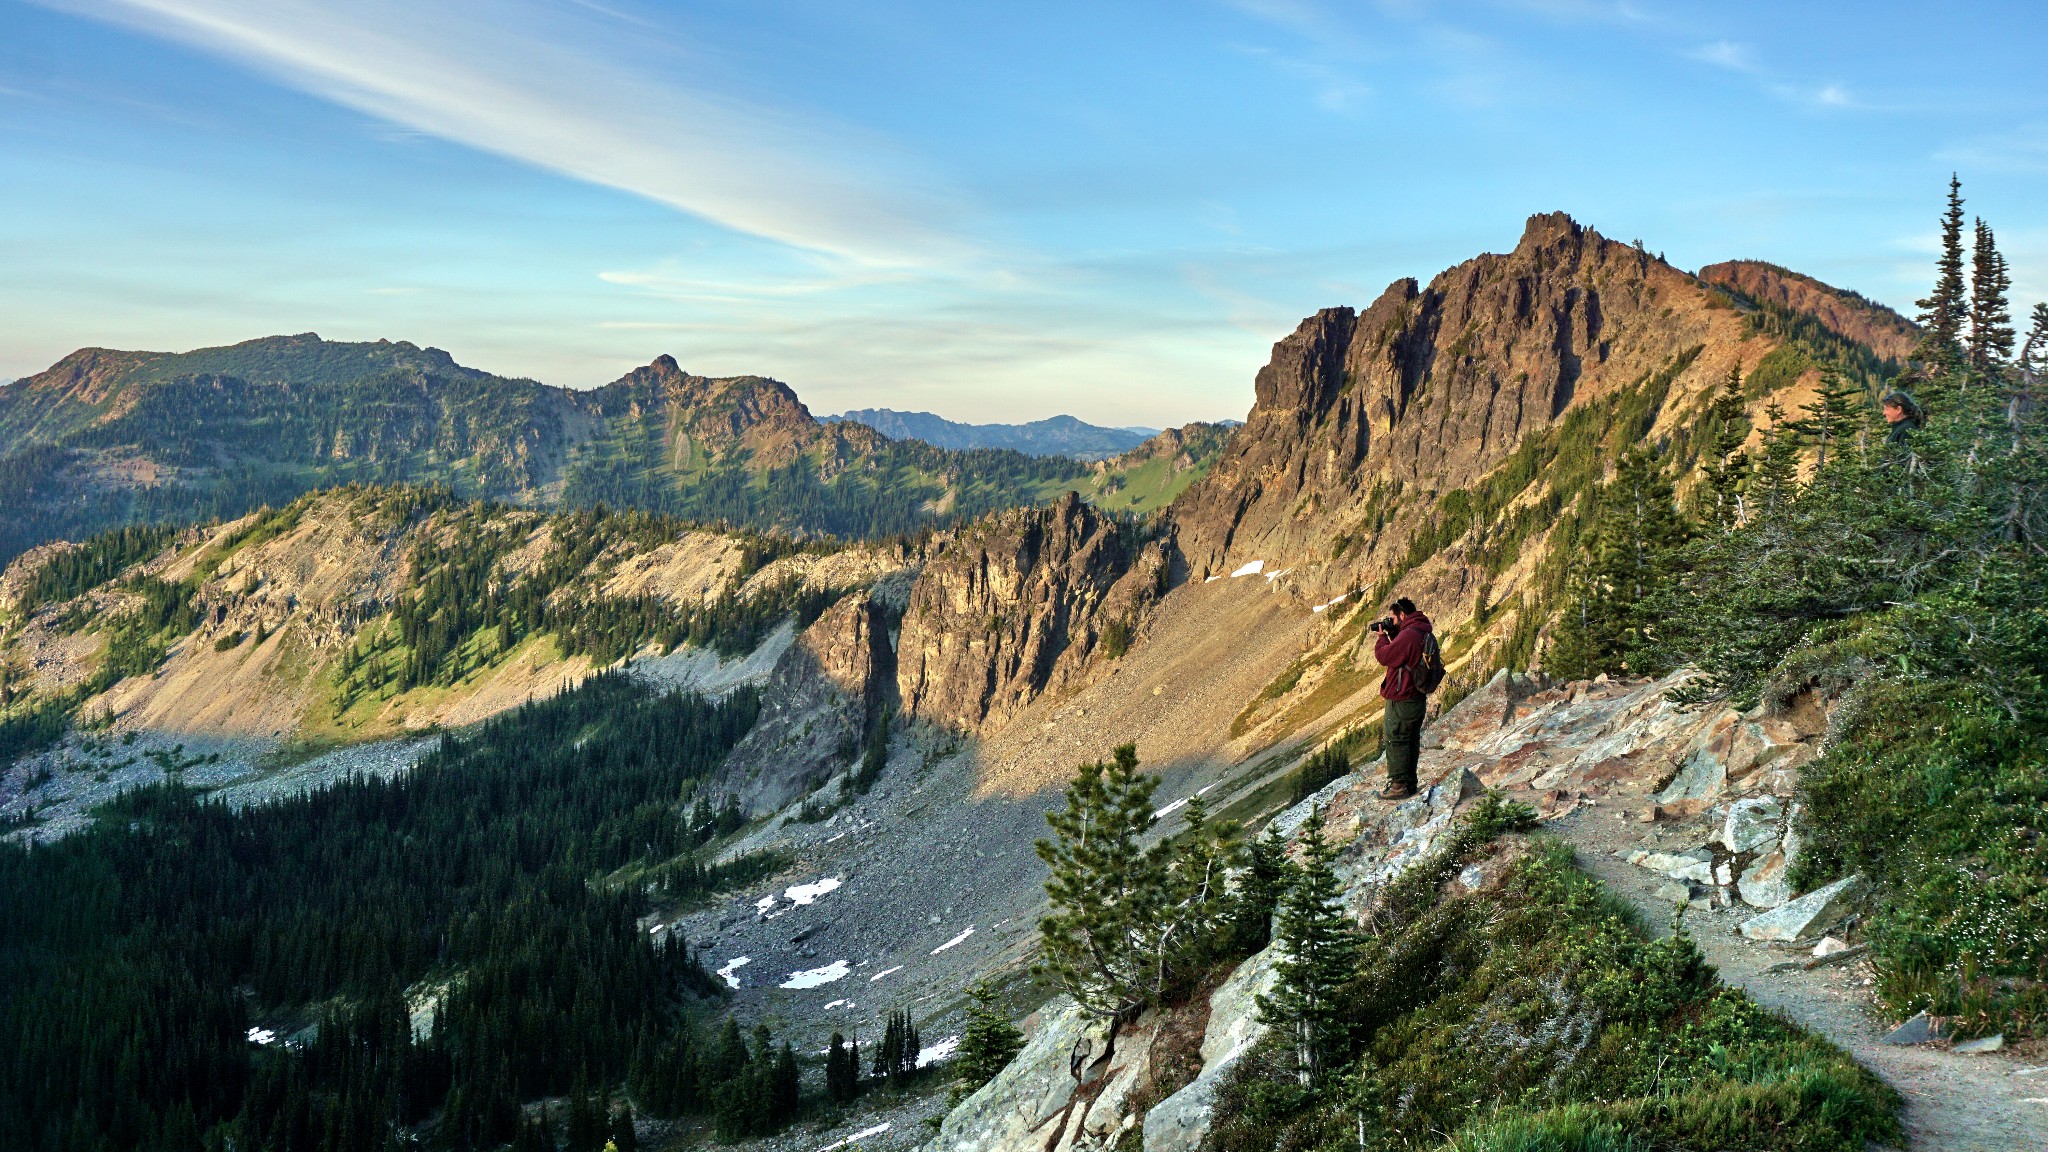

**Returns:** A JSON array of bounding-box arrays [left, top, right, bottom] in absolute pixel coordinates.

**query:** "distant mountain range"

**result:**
[[823, 408, 1162, 460], [0, 335, 1237, 564]]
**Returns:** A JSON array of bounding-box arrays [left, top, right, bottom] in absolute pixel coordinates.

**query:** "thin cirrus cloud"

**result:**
[[38, 0, 968, 267]]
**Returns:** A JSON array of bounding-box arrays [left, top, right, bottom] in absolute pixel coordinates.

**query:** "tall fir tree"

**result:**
[[1969, 217, 2016, 376], [1797, 366, 1870, 473], [1229, 826, 1292, 954], [1256, 807, 1355, 1089], [1747, 403, 1803, 518], [1547, 448, 1689, 678], [1035, 744, 1168, 1020], [825, 1032, 859, 1104], [1697, 363, 1754, 531], [950, 981, 1025, 1104], [1915, 174, 1969, 366]]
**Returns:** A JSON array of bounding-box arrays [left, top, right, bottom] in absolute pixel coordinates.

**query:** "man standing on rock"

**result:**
[[1372, 598, 1437, 800]]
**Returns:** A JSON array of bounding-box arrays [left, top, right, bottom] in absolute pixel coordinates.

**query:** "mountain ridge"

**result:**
[[824, 408, 1161, 460]]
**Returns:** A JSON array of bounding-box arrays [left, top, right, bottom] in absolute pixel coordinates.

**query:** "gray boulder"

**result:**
[[1721, 796, 1783, 853], [1739, 875, 1863, 942], [1737, 848, 1791, 909]]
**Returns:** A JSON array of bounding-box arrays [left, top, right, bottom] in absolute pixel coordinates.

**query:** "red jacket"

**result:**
[[1374, 612, 1433, 701]]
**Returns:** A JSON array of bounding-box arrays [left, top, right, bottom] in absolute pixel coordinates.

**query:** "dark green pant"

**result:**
[[1384, 697, 1426, 792]]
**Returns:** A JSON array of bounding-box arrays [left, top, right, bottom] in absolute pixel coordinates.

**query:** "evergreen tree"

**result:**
[[1145, 796, 1243, 990], [1546, 448, 1689, 678], [1796, 366, 1870, 474], [1747, 403, 1803, 519], [873, 1010, 921, 1088], [951, 982, 1024, 1104], [1256, 807, 1355, 1089], [1696, 364, 1752, 530], [825, 1033, 859, 1104], [1915, 174, 1969, 366], [771, 1043, 801, 1124], [1969, 217, 2016, 376], [609, 1096, 638, 1152], [1035, 745, 1168, 1020], [1229, 827, 1292, 954]]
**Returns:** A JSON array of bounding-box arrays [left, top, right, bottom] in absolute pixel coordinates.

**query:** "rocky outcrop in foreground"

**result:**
[[925, 666, 1861, 1152]]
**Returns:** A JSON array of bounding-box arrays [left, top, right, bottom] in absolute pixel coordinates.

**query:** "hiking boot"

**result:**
[[1379, 783, 1418, 800]]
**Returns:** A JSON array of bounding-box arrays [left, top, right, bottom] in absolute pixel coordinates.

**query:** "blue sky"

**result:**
[[2, 2, 2044, 425]]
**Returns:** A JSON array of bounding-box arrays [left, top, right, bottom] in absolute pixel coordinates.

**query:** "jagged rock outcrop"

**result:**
[[717, 591, 893, 812], [1167, 213, 1819, 653], [895, 492, 1172, 733], [1699, 260, 1920, 363]]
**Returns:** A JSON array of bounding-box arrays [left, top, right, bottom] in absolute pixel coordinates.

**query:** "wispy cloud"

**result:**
[[38, 0, 965, 266], [1689, 40, 1755, 72]]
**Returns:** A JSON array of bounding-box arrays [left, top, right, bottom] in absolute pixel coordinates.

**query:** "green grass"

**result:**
[[1206, 834, 1899, 1152]]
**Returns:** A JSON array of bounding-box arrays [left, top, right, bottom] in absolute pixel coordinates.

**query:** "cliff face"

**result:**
[[896, 492, 1172, 733], [1699, 260, 1920, 363], [717, 591, 893, 812]]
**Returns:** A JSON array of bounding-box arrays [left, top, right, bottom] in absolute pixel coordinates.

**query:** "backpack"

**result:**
[[1413, 632, 1446, 695]]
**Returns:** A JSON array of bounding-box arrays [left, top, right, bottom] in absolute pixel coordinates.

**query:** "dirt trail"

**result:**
[[1559, 804, 2048, 1152]]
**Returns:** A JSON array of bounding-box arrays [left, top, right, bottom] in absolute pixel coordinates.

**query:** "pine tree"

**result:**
[[1547, 448, 1689, 678], [1035, 744, 1168, 1020], [950, 981, 1024, 1104], [1748, 403, 1802, 518], [771, 1043, 800, 1124], [1798, 366, 1869, 473], [1229, 826, 1292, 954], [609, 1094, 638, 1152], [1696, 364, 1752, 530], [1144, 795, 1242, 990], [1256, 807, 1355, 1088], [1969, 218, 2016, 376], [825, 1032, 859, 1104], [1915, 174, 1969, 366]]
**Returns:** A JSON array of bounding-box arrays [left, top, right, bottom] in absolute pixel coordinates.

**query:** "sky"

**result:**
[[2, 2, 2044, 426]]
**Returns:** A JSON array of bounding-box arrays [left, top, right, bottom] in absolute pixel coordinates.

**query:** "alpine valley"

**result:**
[[4, 209, 2044, 1152]]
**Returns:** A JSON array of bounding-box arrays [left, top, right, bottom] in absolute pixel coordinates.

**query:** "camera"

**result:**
[[1368, 617, 1398, 635]]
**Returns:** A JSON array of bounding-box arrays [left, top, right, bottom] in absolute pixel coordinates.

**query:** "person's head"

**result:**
[[1881, 389, 1920, 427], [1390, 596, 1418, 622]]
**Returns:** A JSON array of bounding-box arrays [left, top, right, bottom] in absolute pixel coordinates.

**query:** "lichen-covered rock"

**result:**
[[1740, 874, 1864, 942], [924, 999, 1153, 1152], [1738, 847, 1792, 909], [1722, 796, 1784, 854]]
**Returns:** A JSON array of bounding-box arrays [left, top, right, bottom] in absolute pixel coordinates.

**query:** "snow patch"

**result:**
[[247, 1027, 277, 1046], [931, 926, 974, 954], [868, 965, 903, 982], [785, 876, 842, 906], [916, 1036, 960, 1067], [823, 999, 850, 1010], [1311, 593, 1349, 613], [780, 960, 851, 989], [1230, 560, 1265, 578], [1153, 797, 1188, 819], [817, 1121, 891, 1152], [1263, 568, 1290, 581], [756, 894, 779, 912], [717, 957, 751, 989]]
